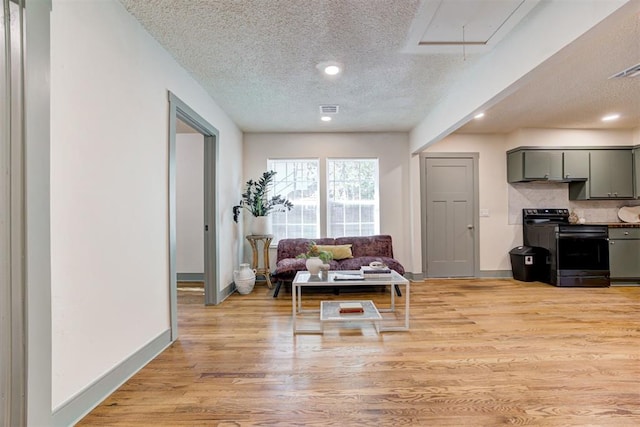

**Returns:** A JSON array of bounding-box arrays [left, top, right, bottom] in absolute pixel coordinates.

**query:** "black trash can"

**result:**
[[509, 246, 546, 282]]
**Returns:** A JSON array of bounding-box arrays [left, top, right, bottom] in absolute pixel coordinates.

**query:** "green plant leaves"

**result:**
[[232, 170, 294, 222]]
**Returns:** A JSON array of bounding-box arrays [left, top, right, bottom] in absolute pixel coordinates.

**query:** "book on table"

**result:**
[[333, 273, 365, 281], [339, 302, 364, 313], [360, 266, 392, 278]]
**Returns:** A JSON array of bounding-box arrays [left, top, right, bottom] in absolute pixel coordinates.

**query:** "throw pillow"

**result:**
[[315, 244, 353, 260]]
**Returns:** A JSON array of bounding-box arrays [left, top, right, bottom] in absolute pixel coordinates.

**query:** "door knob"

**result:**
[[467, 224, 474, 229]]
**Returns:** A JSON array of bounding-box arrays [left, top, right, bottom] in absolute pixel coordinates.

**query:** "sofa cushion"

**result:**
[[275, 238, 336, 261], [335, 235, 394, 258], [315, 244, 353, 260]]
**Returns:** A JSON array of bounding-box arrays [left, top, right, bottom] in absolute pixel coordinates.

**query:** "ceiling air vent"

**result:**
[[609, 63, 640, 79], [319, 105, 339, 114]]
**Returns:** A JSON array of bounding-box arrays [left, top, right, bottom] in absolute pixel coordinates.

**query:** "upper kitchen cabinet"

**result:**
[[507, 149, 562, 182], [562, 150, 590, 180], [588, 149, 633, 199], [507, 148, 588, 183]]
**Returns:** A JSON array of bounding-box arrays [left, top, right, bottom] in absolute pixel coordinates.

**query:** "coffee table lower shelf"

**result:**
[[319, 300, 382, 333], [320, 300, 382, 326]]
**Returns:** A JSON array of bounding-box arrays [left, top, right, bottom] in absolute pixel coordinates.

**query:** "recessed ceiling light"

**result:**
[[601, 113, 620, 122], [474, 112, 485, 119], [324, 65, 341, 76], [321, 116, 332, 122], [316, 61, 342, 77]]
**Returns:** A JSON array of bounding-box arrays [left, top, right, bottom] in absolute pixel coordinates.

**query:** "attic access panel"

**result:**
[[404, 0, 540, 54]]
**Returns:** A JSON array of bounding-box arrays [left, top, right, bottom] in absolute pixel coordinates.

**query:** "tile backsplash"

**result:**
[[508, 182, 640, 224]]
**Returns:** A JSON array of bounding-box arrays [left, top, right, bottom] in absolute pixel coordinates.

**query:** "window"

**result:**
[[268, 159, 320, 240], [327, 159, 379, 237], [267, 158, 380, 240]]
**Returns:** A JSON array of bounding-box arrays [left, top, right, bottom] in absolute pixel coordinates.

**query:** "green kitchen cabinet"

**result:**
[[609, 228, 640, 282], [507, 150, 563, 182], [634, 147, 640, 198], [507, 149, 589, 183], [588, 149, 633, 198], [561, 150, 589, 180]]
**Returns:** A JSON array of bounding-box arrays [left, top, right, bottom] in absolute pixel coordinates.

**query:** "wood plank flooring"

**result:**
[[78, 279, 640, 426]]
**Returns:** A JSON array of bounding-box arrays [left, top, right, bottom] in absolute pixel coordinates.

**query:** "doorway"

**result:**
[[420, 153, 479, 277], [175, 119, 205, 298], [168, 93, 219, 339]]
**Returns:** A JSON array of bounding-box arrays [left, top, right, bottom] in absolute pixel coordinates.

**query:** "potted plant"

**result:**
[[297, 241, 333, 275], [232, 170, 293, 235]]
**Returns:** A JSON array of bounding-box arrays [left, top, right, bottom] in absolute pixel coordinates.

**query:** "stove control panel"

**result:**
[[523, 208, 569, 217]]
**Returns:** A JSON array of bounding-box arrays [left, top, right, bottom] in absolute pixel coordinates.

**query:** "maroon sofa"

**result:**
[[271, 235, 405, 297]]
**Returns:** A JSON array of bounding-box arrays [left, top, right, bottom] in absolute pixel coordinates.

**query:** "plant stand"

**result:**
[[246, 234, 273, 288]]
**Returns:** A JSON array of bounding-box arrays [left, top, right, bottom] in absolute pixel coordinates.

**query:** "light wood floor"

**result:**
[[78, 279, 640, 426]]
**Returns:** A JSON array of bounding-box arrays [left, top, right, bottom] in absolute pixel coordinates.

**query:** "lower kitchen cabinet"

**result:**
[[609, 227, 640, 282]]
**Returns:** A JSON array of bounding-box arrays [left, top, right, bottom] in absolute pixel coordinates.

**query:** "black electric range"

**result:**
[[523, 209, 609, 287]]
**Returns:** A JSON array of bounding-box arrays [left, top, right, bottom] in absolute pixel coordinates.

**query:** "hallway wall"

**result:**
[[50, 0, 243, 411]]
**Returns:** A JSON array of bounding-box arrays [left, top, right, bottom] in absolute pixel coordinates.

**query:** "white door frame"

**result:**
[[420, 152, 480, 277], [168, 92, 220, 339]]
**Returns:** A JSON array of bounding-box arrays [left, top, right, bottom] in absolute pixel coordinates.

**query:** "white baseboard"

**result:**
[[51, 329, 172, 426]]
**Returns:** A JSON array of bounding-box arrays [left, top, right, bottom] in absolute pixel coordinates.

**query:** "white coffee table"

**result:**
[[291, 270, 410, 334]]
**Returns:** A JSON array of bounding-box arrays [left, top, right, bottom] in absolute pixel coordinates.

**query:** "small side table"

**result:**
[[246, 234, 273, 288]]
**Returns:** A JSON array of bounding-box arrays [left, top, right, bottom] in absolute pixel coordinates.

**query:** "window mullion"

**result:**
[[320, 157, 327, 238]]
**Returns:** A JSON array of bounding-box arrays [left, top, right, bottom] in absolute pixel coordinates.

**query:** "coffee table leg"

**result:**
[[292, 282, 297, 333], [390, 282, 395, 311], [405, 282, 410, 329]]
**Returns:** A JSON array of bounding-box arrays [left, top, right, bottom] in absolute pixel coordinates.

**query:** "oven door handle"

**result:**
[[557, 233, 609, 239]]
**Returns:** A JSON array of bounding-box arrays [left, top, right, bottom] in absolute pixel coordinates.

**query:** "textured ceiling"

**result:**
[[119, 0, 640, 135]]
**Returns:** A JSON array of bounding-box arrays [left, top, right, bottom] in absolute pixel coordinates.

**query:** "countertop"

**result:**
[[586, 223, 640, 228]]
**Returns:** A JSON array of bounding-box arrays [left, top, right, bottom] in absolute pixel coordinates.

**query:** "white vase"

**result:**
[[305, 257, 323, 276], [234, 263, 256, 295], [250, 215, 272, 235]]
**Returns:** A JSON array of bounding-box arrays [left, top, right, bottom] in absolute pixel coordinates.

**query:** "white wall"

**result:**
[[506, 128, 635, 150], [243, 132, 412, 271], [50, 0, 242, 410], [176, 133, 204, 274], [425, 134, 519, 271], [416, 128, 637, 272]]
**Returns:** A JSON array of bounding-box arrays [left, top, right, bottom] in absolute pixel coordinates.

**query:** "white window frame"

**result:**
[[267, 158, 320, 242], [326, 158, 380, 238]]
